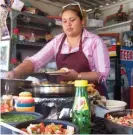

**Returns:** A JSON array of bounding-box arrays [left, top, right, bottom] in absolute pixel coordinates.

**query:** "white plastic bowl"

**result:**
[[94, 100, 127, 118], [106, 100, 127, 111]]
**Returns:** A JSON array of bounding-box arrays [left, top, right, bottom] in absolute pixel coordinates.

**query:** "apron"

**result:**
[[56, 33, 108, 97]]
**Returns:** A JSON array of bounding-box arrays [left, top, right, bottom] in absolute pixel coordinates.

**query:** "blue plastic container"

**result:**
[[1, 112, 44, 134]]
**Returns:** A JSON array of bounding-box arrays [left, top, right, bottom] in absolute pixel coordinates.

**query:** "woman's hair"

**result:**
[[62, 4, 85, 20]]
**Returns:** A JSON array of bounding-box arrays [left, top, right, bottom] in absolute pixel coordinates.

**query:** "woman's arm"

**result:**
[[78, 37, 110, 83], [6, 38, 56, 79], [13, 60, 34, 78], [77, 71, 99, 82], [79, 38, 110, 83], [63, 70, 99, 83], [92, 37, 110, 83]]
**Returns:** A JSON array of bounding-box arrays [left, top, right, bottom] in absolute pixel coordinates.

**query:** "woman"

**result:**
[[6, 2, 110, 97]]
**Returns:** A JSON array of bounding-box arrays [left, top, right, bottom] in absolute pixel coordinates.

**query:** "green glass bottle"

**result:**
[[72, 80, 91, 134]]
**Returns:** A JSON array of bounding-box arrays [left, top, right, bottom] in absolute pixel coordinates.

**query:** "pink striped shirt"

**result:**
[[27, 29, 110, 82]]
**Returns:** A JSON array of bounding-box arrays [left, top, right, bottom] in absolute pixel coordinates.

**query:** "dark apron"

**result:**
[[56, 34, 108, 97]]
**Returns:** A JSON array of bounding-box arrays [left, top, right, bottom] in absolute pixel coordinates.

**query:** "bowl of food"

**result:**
[[104, 109, 133, 134], [1, 112, 43, 134], [13, 119, 79, 134]]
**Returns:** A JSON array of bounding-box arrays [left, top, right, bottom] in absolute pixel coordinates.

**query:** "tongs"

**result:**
[[0, 121, 28, 135]]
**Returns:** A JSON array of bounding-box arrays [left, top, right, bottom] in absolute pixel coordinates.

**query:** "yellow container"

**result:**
[[16, 92, 35, 112]]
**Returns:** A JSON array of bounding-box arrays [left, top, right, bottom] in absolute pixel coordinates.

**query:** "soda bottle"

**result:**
[[72, 80, 91, 134]]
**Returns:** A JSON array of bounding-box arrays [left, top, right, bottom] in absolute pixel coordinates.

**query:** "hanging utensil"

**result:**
[[1, 79, 32, 96], [5, 81, 10, 95], [0, 121, 28, 135]]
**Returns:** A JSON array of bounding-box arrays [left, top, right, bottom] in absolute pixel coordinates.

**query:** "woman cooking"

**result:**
[[6, 2, 110, 98]]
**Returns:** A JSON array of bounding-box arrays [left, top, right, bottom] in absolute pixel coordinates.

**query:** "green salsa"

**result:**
[[1, 114, 37, 123]]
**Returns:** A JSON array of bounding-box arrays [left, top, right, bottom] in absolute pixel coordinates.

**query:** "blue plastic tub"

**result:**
[[1, 112, 44, 134]]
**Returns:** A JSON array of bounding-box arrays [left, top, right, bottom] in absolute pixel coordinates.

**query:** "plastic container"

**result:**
[[0, 112, 43, 134], [1, 95, 13, 113], [15, 92, 35, 112]]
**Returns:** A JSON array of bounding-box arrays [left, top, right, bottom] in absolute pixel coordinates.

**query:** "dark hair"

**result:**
[[62, 5, 83, 20]]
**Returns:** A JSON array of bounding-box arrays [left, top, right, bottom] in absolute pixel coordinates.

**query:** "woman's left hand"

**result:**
[[62, 69, 78, 80]]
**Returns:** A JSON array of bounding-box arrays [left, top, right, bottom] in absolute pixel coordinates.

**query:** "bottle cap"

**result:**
[[117, 41, 120, 46], [75, 80, 88, 87]]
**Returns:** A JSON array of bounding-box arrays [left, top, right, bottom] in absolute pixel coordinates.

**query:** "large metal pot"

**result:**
[[32, 84, 75, 97], [1, 79, 32, 96], [104, 109, 133, 134]]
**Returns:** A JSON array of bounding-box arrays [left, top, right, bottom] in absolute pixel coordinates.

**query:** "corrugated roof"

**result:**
[[45, 0, 122, 10]]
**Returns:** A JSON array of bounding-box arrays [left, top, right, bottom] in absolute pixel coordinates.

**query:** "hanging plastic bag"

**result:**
[[11, 0, 24, 11]]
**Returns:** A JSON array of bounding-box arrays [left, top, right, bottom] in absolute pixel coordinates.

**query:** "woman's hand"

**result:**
[[62, 69, 78, 80], [5, 71, 16, 79]]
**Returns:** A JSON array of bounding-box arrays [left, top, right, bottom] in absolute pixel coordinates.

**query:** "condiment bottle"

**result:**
[[72, 80, 91, 134]]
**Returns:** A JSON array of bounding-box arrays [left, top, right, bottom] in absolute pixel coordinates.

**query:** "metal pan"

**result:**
[[104, 109, 133, 134], [32, 84, 75, 97]]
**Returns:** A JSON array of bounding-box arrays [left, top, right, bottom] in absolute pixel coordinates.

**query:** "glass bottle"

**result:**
[[72, 80, 91, 134]]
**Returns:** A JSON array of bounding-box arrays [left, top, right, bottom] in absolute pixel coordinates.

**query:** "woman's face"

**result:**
[[62, 10, 84, 37]]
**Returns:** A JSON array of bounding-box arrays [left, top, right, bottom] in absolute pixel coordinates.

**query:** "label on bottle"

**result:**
[[73, 97, 88, 111]]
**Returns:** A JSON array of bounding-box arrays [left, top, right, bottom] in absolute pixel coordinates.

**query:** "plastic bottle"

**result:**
[[72, 80, 91, 134]]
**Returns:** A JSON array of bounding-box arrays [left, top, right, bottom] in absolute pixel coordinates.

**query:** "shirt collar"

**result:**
[[64, 28, 94, 45], [82, 28, 94, 39]]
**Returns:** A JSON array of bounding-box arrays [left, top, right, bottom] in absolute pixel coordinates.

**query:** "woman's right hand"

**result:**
[[6, 70, 16, 79]]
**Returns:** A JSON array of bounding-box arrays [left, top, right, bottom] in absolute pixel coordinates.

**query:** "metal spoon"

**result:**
[[0, 121, 28, 135]]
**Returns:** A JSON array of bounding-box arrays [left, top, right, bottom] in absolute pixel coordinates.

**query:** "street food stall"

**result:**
[[0, 0, 133, 134]]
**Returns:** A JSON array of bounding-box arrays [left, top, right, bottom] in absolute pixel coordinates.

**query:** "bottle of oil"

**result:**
[[72, 80, 91, 134]]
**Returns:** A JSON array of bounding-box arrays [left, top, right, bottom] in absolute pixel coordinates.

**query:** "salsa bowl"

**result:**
[[13, 119, 79, 134], [1, 112, 43, 134]]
